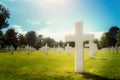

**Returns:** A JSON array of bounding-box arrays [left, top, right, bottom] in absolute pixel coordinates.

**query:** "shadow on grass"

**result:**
[[81, 72, 112, 80], [86, 51, 120, 80]]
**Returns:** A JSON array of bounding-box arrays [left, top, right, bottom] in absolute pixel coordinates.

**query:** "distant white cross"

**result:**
[[25, 45, 30, 54], [56, 45, 64, 53], [85, 41, 98, 58], [65, 21, 94, 73], [89, 42, 98, 58], [65, 43, 71, 55], [44, 44, 49, 55], [10, 45, 14, 54]]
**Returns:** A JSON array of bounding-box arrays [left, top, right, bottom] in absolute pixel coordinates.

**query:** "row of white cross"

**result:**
[[101, 46, 119, 53], [3, 21, 98, 73], [3, 45, 36, 54], [39, 44, 73, 55], [39, 43, 98, 57]]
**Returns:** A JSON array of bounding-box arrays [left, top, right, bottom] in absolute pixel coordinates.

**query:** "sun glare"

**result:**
[[29, 0, 75, 18], [37, 0, 70, 15], [41, 0, 66, 4]]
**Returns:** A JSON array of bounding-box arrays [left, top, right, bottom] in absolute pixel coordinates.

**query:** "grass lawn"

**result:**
[[0, 50, 120, 80]]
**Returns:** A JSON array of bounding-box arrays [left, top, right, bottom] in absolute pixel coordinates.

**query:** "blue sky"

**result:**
[[1, 0, 120, 41]]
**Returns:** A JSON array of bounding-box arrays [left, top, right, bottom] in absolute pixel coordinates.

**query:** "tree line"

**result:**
[[94, 26, 120, 49], [0, 28, 68, 49]]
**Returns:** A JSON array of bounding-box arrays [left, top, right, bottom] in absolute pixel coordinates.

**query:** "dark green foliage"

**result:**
[[100, 33, 109, 48], [34, 35, 44, 49], [84, 41, 89, 48], [17, 34, 26, 47], [25, 31, 37, 47], [117, 31, 120, 46], [93, 39, 102, 49], [107, 26, 119, 47], [58, 40, 66, 48], [35, 36, 57, 49], [0, 29, 58, 49], [0, 4, 10, 29], [100, 26, 120, 48], [43, 37, 56, 47], [66, 42, 75, 47], [0, 30, 3, 48], [4, 28, 18, 48]]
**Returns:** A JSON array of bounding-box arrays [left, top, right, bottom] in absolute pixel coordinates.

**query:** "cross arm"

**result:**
[[83, 34, 94, 41], [65, 34, 75, 42]]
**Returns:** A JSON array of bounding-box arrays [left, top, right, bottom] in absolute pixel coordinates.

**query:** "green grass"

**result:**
[[0, 50, 120, 80]]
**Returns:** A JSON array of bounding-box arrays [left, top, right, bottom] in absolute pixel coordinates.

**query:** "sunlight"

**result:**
[[28, 0, 76, 17], [38, 0, 71, 16], [28, 0, 66, 6], [41, 0, 66, 4], [41, 0, 67, 9]]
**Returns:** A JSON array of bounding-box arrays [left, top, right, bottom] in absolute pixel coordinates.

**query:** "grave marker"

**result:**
[[65, 43, 71, 55], [56, 45, 64, 53], [65, 21, 94, 73], [89, 42, 98, 58], [10, 45, 14, 55], [40, 44, 49, 55]]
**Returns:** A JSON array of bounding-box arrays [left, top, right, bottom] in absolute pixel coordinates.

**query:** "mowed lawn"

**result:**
[[0, 50, 120, 80]]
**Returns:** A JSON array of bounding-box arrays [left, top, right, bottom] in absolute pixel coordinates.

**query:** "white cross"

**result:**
[[65, 21, 94, 73], [85, 41, 98, 58], [10, 45, 14, 54], [56, 45, 64, 53], [65, 43, 71, 55], [90, 42, 98, 58], [25, 45, 30, 54], [44, 44, 49, 55]]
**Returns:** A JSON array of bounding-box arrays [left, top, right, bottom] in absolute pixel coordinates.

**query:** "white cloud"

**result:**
[[12, 25, 27, 35], [37, 28, 105, 41], [12, 25, 21, 28], [26, 20, 41, 26], [46, 21, 52, 25], [37, 28, 74, 41], [37, 29, 51, 37], [89, 31, 105, 40], [31, 21, 41, 25]]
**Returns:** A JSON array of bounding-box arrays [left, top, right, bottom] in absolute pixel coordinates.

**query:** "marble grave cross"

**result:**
[[44, 44, 49, 55], [89, 42, 98, 58], [65, 43, 71, 55], [65, 21, 94, 73], [85, 41, 98, 58]]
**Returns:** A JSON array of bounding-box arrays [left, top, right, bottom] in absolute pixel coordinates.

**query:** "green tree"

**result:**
[[25, 31, 37, 47], [34, 35, 44, 49], [100, 32, 109, 48], [0, 4, 10, 29], [83, 41, 89, 48], [58, 40, 65, 48], [66, 42, 75, 47], [18, 34, 26, 47], [107, 26, 119, 47], [100, 26, 120, 48], [116, 31, 120, 46], [43, 37, 56, 47], [0, 30, 3, 48], [4, 28, 18, 48], [93, 39, 101, 49]]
